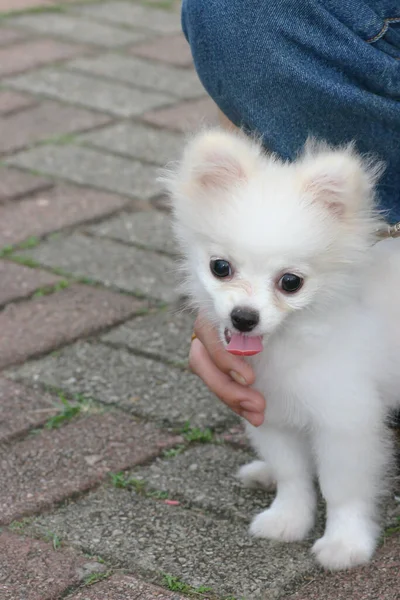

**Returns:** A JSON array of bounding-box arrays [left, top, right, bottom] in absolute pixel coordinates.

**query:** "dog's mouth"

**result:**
[[224, 328, 263, 356]]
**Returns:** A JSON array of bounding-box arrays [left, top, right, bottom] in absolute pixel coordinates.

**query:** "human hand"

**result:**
[[189, 314, 265, 426]]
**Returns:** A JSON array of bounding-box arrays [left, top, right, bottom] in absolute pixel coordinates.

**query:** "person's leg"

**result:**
[[182, 0, 400, 221]]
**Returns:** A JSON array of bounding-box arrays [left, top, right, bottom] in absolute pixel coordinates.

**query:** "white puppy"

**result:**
[[164, 129, 400, 570]]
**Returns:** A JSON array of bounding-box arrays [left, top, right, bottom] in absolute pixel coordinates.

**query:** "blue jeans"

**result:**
[[182, 0, 400, 222]]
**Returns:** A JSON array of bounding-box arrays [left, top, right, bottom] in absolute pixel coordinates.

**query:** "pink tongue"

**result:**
[[227, 333, 263, 356]]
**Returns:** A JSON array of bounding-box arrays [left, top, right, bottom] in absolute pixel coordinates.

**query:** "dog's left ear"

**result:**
[[298, 143, 384, 218]]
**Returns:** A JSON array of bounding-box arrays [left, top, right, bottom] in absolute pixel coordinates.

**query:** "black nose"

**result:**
[[230, 307, 259, 332]]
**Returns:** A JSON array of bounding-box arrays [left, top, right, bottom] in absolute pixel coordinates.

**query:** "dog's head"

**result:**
[[164, 129, 383, 349]]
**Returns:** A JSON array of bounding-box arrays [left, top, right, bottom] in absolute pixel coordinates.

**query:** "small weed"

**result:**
[[9, 517, 33, 533], [84, 570, 112, 586], [384, 516, 400, 537], [148, 490, 169, 500], [181, 421, 213, 443], [44, 392, 89, 429], [10, 255, 40, 268], [0, 4, 65, 18], [162, 573, 212, 596], [0, 245, 14, 257], [18, 236, 40, 250], [162, 444, 186, 459], [40, 133, 77, 146], [33, 280, 70, 298], [109, 472, 146, 492], [43, 530, 62, 550]]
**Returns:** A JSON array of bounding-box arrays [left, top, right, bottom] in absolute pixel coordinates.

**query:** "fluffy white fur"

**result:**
[[164, 128, 400, 570]]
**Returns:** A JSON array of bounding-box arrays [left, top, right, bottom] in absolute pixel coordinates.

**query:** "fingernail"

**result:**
[[229, 370, 247, 385], [241, 411, 263, 427]]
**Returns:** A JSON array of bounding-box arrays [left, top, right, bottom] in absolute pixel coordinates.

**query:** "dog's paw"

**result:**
[[249, 506, 313, 542], [312, 531, 375, 570], [236, 460, 275, 491]]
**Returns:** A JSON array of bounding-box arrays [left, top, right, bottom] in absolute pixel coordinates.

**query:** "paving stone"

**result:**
[[68, 574, 187, 600], [0, 27, 27, 46], [0, 284, 145, 368], [143, 97, 219, 132], [0, 412, 178, 523], [0, 378, 58, 443], [0, 100, 111, 155], [132, 444, 275, 521], [28, 485, 317, 600], [77, 1, 182, 34], [0, 39, 86, 77], [79, 121, 183, 165], [69, 54, 204, 99], [101, 308, 194, 364], [0, 183, 137, 247], [86, 211, 178, 255], [0, 261, 61, 305], [130, 33, 193, 67], [288, 534, 400, 600], [5, 68, 174, 117], [7, 144, 160, 199], [0, 0, 52, 11], [7, 12, 149, 47], [10, 341, 236, 429], [0, 89, 36, 114], [0, 530, 89, 600], [0, 166, 52, 201], [17, 233, 178, 301]]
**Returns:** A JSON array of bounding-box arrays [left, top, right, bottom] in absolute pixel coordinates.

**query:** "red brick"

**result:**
[[0, 413, 179, 523], [0, 100, 111, 154], [0, 39, 87, 77], [0, 284, 146, 368], [0, 28, 28, 46], [0, 90, 36, 115], [0, 378, 59, 442], [0, 183, 136, 247], [0, 261, 62, 305], [0, 0, 52, 10], [142, 97, 218, 132], [0, 530, 88, 600], [0, 166, 52, 201], [69, 574, 187, 599], [131, 33, 193, 67], [288, 534, 400, 600]]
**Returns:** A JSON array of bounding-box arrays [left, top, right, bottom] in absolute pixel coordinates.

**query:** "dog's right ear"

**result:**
[[165, 129, 262, 198]]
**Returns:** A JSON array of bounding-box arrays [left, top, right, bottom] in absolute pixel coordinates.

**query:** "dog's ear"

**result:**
[[298, 142, 384, 218], [178, 129, 261, 193]]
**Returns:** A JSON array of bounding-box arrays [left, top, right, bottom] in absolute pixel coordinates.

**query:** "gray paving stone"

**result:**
[[17, 233, 177, 301], [69, 54, 205, 99], [6, 13, 149, 47], [86, 211, 177, 255], [101, 308, 194, 365], [27, 486, 317, 600], [79, 122, 183, 165], [4, 68, 174, 117], [9, 341, 236, 429], [76, 2, 182, 34], [6, 145, 160, 201], [132, 444, 274, 522]]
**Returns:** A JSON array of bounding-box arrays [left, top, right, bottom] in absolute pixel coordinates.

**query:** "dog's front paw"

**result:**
[[237, 460, 275, 491], [249, 506, 313, 542], [312, 531, 376, 570]]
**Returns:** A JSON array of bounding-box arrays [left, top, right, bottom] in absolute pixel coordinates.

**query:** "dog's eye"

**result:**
[[210, 259, 232, 279], [279, 273, 303, 293]]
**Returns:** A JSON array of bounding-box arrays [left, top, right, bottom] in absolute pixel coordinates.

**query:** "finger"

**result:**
[[189, 338, 265, 426], [193, 315, 256, 386]]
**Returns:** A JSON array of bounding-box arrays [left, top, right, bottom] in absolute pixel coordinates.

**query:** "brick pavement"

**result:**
[[0, 1, 398, 599]]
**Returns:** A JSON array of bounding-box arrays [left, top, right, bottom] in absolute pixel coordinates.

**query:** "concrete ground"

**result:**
[[0, 1, 399, 598]]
